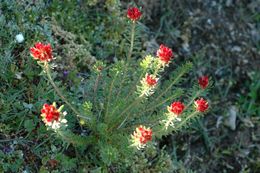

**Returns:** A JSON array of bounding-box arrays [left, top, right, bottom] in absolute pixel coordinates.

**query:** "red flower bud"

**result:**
[[30, 42, 53, 62], [168, 101, 185, 115], [198, 76, 209, 89], [134, 126, 152, 144], [145, 74, 157, 86], [127, 7, 142, 21], [156, 44, 173, 64], [195, 98, 209, 112]]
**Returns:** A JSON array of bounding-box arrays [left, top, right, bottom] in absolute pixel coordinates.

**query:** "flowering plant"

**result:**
[[29, 6, 211, 172]]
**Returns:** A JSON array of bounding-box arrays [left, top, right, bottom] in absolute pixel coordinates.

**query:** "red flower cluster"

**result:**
[[127, 7, 142, 21], [41, 104, 60, 123], [198, 76, 209, 89], [195, 98, 209, 112], [135, 126, 152, 144], [145, 74, 157, 86], [168, 101, 185, 115], [30, 42, 53, 62], [157, 44, 173, 64], [131, 125, 152, 149]]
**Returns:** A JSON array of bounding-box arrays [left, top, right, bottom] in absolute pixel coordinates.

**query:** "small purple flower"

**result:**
[[2, 146, 12, 154], [63, 70, 69, 76]]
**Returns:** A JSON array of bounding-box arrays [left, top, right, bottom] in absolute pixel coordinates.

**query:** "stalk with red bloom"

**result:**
[[163, 101, 185, 129], [30, 42, 90, 124], [139, 73, 158, 97], [127, 7, 142, 21], [30, 42, 53, 62], [170, 98, 209, 132], [126, 7, 141, 61]]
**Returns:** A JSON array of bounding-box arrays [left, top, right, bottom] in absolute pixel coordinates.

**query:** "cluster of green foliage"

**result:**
[[238, 73, 260, 117], [0, 1, 211, 172]]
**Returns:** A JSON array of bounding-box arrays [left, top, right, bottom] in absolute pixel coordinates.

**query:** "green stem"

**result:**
[[154, 111, 199, 137], [111, 21, 137, 115], [149, 91, 202, 130], [153, 64, 161, 76], [44, 63, 90, 121], [116, 96, 143, 129], [174, 111, 198, 131], [124, 69, 145, 101], [117, 68, 163, 129], [104, 73, 118, 122], [34, 134, 54, 150], [120, 97, 142, 118], [127, 21, 136, 61], [152, 70, 186, 105], [57, 130, 75, 146], [93, 73, 101, 106], [123, 66, 163, 119], [57, 130, 92, 147], [140, 95, 178, 115], [185, 90, 202, 110], [108, 96, 143, 131]]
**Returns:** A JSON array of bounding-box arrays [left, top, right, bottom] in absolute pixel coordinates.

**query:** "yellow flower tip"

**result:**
[[80, 119, 86, 125]]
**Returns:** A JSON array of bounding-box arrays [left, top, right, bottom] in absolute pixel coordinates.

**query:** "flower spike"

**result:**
[[131, 125, 152, 150], [163, 101, 185, 129], [157, 44, 173, 65], [127, 7, 142, 21], [145, 74, 157, 87], [139, 73, 159, 97], [41, 103, 67, 131], [30, 42, 53, 62], [198, 76, 209, 89], [168, 101, 185, 115], [194, 98, 209, 112]]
